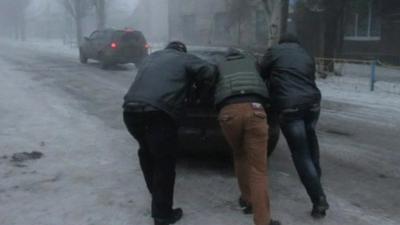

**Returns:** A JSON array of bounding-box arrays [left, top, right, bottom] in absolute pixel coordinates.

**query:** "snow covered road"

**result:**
[[0, 40, 399, 225]]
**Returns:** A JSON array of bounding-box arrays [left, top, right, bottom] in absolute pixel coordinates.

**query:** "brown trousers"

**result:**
[[218, 103, 271, 225]]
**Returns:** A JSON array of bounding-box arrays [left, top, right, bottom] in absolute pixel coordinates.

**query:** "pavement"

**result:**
[[0, 39, 399, 225]]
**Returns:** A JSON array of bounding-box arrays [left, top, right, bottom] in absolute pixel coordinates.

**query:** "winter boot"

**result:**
[[311, 196, 329, 219], [238, 197, 252, 214], [154, 208, 183, 225]]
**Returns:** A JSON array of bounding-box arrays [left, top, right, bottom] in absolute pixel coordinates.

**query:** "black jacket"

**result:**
[[259, 43, 321, 110], [123, 49, 217, 120]]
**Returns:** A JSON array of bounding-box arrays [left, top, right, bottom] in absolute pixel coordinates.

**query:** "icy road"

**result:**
[[0, 40, 399, 225]]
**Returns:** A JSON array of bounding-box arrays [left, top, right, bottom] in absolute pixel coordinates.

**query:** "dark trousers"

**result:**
[[278, 104, 326, 205], [123, 110, 178, 219]]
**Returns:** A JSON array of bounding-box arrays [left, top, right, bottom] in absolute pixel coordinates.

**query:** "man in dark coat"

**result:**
[[259, 33, 329, 219], [123, 41, 217, 225]]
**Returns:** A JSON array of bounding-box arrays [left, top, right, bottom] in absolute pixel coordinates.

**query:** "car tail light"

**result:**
[[145, 43, 150, 49], [110, 42, 118, 49]]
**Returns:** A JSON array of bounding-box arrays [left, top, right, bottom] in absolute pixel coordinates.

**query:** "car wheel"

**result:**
[[79, 48, 88, 64], [99, 52, 110, 69], [267, 116, 281, 157], [267, 130, 280, 157], [134, 56, 146, 68], [101, 61, 110, 70], [134, 61, 142, 68]]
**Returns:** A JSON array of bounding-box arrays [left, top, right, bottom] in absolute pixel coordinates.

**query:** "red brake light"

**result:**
[[145, 43, 150, 49], [111, 42, 118, 49]]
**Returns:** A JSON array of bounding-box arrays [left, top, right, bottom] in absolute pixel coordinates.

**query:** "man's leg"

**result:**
[[279, 111, 325, 205], [305, 106, 322, 178], [304, 106, 329, 217], [218, 104, 251, 206], [244, 107, 270, 225], [146, 112, 179, 219], [123, 111, 154, 193]]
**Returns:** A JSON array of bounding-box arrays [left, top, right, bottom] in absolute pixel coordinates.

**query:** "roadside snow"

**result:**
[[317, 76, 400, 113], [1, 38, 78, 58]]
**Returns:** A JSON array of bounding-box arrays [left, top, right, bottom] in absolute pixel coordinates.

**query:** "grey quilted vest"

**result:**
[[215, 53, 269, 105]]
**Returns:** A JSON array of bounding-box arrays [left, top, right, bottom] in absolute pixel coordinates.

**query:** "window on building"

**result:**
[[344, 0, 381, 41], [256, 10, 268, 43]]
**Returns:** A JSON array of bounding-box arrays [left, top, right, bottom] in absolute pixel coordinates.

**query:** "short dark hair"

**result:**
[[279, 33, 300, 44], [165, 41, 187, 53]]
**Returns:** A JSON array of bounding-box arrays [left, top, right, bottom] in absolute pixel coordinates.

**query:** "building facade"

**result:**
[[294, 0, 400, 64], [168, 0, 270, 49], [341, 0, 400, 64]]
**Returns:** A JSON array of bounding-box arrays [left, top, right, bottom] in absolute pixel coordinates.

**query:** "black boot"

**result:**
[[154, 208, 183, 225], [269, 219, 281, 225], [238, 197, 252, 214], [311, 196, 329, 219]]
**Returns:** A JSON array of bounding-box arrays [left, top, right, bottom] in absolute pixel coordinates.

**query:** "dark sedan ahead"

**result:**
[[79, 28, 149, 69]]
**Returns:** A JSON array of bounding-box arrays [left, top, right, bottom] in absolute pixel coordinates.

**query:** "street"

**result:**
[[0, 40, 399, 225]]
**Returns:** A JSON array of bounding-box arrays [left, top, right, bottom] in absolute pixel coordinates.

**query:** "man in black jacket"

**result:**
[[259, 34, 329, 219], [123, 41, 217, 225]]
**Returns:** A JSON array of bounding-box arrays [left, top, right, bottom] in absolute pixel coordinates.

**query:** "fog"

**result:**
[[0, 0, 146, 42], [0, 0, 399, 65], [0, 0, 281, 48]]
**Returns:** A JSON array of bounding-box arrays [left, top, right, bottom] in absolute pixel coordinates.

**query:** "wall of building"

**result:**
[[293, 0, 400, 64], [169, 0, 269, 49], [341, 0, 400, 64]]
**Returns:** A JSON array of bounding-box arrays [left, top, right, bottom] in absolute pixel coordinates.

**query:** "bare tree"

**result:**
[[262, 0, 289, 46], [0, 0, 31, 40], [60, 0, 93, 45], [322, 0, 347, 70], [225, 0, 252, 45], [92, 0, 106, 30], [280, 0, 290, 34], [298, 0, 347, 70], [224, 0, 288, 47], [226, 0, 289, 46]]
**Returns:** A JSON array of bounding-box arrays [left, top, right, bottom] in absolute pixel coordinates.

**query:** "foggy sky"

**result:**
[[0, 0, 141, 38]]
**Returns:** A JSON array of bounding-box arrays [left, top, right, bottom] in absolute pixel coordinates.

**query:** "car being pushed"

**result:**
[[79, 28, 149, 69], [180, 46, 280, 157]]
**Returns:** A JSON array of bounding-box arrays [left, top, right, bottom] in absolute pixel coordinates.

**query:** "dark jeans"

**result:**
[[278, 104, 326, 205], [123, 110, 178, 219]]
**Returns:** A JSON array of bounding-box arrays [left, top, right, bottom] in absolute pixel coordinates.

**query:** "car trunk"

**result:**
[[112, 31, 147, 59]]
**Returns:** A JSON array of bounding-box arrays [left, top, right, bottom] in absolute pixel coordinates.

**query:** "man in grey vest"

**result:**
[[215, 49, 280, 225]]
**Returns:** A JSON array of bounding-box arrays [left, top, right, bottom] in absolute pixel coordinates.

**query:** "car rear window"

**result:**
[[190, 51, 226, 64], [114, 31, 145, 43]]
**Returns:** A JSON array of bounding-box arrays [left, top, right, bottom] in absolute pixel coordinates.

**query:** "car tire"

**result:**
[[267, 135, 279, 157], [101, 60, 115, 70], [98, 52, 110, 69], [134, 59, 143, 68], [267, 124, 280, 157], [101, 61, 110, 70], [79, 48, 88, 64]]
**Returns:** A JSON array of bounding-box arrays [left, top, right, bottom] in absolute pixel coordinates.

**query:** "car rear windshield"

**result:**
[[190, 50, 226, 64], [114, 31, 145, 43]]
